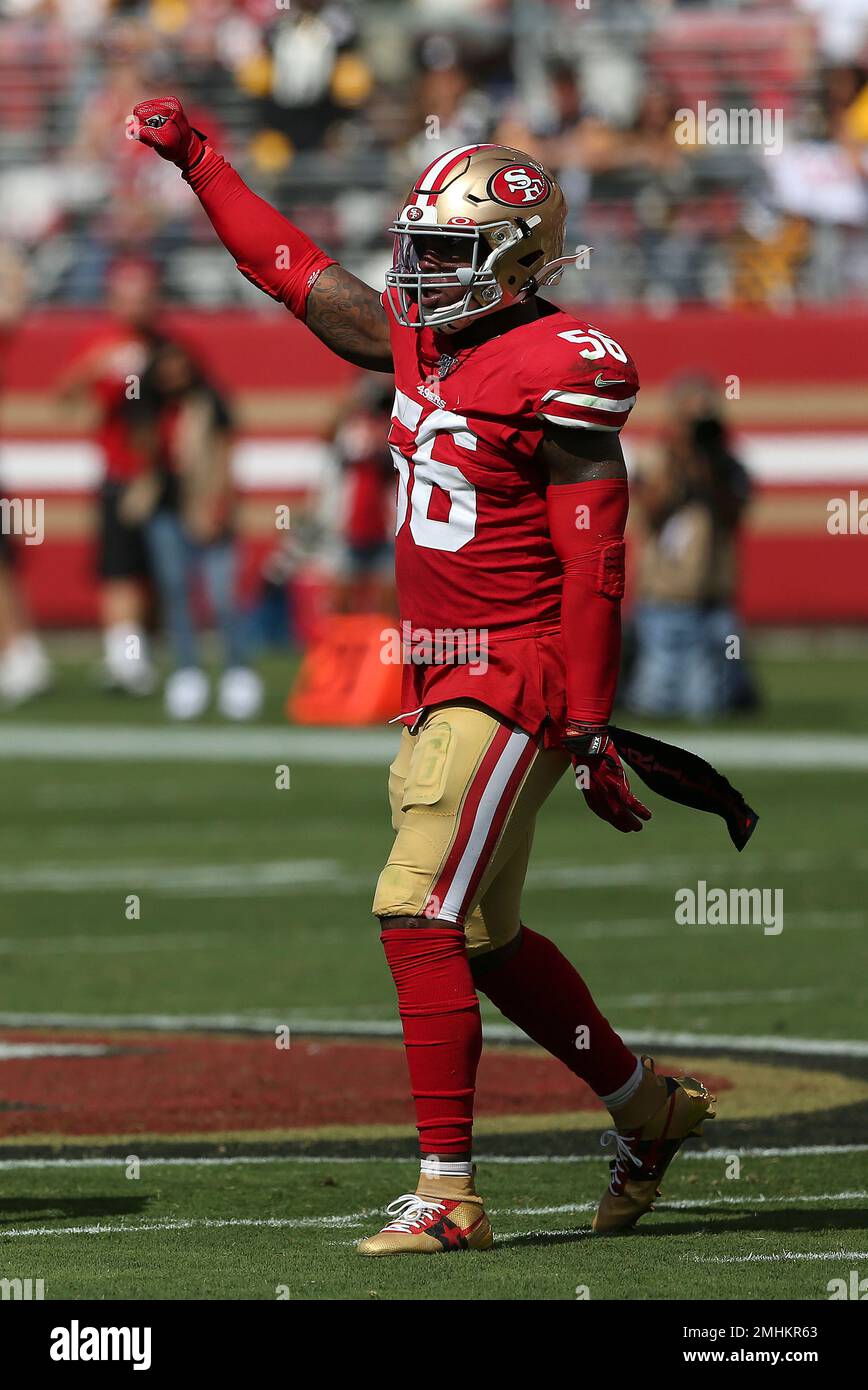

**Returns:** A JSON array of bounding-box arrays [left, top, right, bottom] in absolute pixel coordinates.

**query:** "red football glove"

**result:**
[[564, 724, 652, 834], [127, 96, 206, 170]]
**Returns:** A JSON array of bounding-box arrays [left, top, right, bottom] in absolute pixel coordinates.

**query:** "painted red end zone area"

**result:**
[[0, 1032, 733, 1138]]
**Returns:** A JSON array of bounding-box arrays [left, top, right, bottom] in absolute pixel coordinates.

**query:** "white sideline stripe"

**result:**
[[1, 847, 864, 899], [0, 1146, 864, 1172], [0, 858, 344, 894], [1, 1009, 867, 1056], [550, 911, 864, 939], [690, 1250, 868, 1265], [0, 439, 331, 491], [499, 1192, 868, 1217], [736, 432, 868, 482], [5, 434, 868, 488], [0, 932, 228, 956], [0, 725, 399, 765], [0, 1212, 378, 1240], [0, 1042, 111, 1060], [440, 728, 530, 923], [2, 723, 868, 768], [7, 1193, 862, 1242]]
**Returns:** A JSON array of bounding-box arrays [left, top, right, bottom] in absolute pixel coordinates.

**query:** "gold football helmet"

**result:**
[[385, 143, 570, 330]]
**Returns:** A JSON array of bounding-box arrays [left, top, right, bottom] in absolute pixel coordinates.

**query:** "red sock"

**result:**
[[381, 927, 482, 1157], [476, 926, 636, 1097]]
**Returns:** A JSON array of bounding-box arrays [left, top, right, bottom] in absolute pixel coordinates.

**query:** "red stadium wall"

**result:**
[[1, 307, 866, 627]]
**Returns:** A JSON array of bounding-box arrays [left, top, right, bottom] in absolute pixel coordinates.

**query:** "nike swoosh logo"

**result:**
[[595, 373, 627, 387]]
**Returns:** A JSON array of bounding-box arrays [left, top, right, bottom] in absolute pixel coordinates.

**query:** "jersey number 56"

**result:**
[[389, 389, 478, 553]]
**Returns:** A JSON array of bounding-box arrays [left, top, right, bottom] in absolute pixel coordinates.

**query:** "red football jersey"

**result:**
[[75, 329, 152, 483], [384, 296, 639, 745]]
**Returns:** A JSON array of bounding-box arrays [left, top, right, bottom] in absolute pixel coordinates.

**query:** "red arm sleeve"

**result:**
[[184, 148, 337, 321], [546, 478, 628, 727]]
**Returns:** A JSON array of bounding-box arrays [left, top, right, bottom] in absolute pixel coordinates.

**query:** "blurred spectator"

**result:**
[[0, 240, 51, 705], [57, 257, 163, 696], [797, 0, 868, 64], [245, 0, 369, 168], [735, 63, 868, 304], [495, 61, 615, 220], [0, 533, 51, 705], [399, 37, 494, 175], [0, 2, 865, 306], [132, 339, 264, 721], [61, 33, 221, 301], [625, 375, 758, 721], [332, 375, 396, 614]]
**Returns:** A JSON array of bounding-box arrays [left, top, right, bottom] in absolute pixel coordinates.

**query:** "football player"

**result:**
[[131, 98, 717, 1252]]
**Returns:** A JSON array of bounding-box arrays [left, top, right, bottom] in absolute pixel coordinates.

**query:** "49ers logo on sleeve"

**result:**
[[487, 164, 551, 206]]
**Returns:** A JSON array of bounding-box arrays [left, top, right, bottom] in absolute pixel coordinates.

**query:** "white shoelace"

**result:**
[[600, 1129, 644, 1193], [381, 1193, 446, 1234]]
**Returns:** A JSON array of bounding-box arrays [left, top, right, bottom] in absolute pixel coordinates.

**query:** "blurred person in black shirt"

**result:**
[[625, 375, 759, 720], [130, 339, 262, 721]]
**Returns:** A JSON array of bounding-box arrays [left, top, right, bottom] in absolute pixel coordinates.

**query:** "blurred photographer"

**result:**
[[626, 376, 759, 720], [129, 340, 262, 721]]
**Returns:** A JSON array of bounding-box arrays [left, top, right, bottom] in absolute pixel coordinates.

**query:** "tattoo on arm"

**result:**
[[305, 264, 393, 371], [541, 423, 628, 485]]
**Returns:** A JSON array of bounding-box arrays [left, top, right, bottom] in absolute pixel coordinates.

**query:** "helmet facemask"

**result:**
[[386, 219, 532, 331]]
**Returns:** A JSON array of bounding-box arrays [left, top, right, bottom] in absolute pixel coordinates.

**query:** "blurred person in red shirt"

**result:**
[[57, 257, 166, 694], [332, 376, 395, 614]]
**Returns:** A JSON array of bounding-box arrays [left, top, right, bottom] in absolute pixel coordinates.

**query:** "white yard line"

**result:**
[[500, 1192, 868, 1217], [2, 723, 868, 769], [0, 848, 863, 898], [0, 933, 223, 957], [689, 1250, 868, 1265], [2, 1193, 864, 1242], [0, 1212, 377, 1240], [550, 912, 864, 940], [0, 1042, 112, 1060], [0, 725, 401, 765], [0, 1145, 865, 1171], [0, 859, 347, 894], [0, 1008, 866, 1056]]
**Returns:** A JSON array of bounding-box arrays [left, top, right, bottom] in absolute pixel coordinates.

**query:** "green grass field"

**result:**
[[1, 1151, 865, 1301], [0, 636, 866, 1301]]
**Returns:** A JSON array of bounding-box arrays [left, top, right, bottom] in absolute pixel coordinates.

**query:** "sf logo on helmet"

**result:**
[[488, 164, 551, 206]]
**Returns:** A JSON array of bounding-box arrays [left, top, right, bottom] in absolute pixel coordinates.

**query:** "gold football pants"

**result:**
[[373, 703, 570, 958]]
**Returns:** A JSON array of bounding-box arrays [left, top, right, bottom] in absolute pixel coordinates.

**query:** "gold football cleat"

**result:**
[[593, 1055, 716, 1234], [357, 1177, 493, 1257]]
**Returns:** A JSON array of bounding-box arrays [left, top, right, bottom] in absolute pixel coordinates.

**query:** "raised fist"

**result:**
[[127, 96, 206, 170]]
